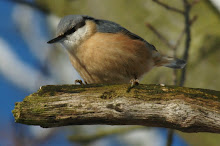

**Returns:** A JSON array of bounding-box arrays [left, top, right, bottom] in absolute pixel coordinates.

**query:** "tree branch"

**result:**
[[12, 84, 220, 133], [179, 0, 192, 86], [152, 0, 184, 14], [145, 23, 174, 49]]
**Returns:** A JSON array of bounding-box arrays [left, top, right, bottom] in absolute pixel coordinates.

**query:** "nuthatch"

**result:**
[[47, 15, 186, 84]]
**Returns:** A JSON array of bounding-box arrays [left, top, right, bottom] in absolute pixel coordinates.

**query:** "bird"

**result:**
[[47, 15, 186, 84]]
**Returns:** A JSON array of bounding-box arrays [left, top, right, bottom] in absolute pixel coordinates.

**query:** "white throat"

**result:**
[[60, 25, 87, 53]]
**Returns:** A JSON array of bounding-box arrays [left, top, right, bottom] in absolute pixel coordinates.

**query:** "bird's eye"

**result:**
[[64, 20, 86, 36], [65, 27, 76, 35], [47, 20, 86, 44]]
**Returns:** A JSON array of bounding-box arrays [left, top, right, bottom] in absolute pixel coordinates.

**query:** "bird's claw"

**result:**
[[75, 80, 87, 85], [127, 79, 139, 93], [130, 79, 139, 87]]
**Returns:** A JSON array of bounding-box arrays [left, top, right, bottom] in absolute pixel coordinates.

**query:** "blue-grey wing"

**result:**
[[85, 16, 157, 51]]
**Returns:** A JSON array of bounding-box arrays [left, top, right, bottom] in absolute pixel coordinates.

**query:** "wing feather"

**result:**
[[83, 16, 157, 51]]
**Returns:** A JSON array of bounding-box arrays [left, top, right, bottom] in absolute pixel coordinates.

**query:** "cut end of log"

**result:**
[[12, 102, 21, 122]]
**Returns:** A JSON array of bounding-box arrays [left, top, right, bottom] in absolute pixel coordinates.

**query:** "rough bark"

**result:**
[[12, 84, 220, 133]]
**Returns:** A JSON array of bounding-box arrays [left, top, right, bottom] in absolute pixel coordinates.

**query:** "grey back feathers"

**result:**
[[83, 15, 157, 51], [51, 15, 157, 51]]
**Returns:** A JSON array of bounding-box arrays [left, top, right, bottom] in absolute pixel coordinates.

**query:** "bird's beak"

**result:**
[[47, 35, 65, 44]]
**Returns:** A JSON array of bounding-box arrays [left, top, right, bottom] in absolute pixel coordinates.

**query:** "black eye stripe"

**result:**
[[75, 20, 86, 30], [64, 20, 86, 36], [47, 20, 86, 44]]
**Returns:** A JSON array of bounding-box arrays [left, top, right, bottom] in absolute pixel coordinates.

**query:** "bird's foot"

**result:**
[[130, 79, 139, 87], [75, 80, 88, 85], [127, 79, 139, 93]]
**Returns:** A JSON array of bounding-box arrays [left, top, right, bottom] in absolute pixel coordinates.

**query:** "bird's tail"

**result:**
[[153, 52, 186, 69]]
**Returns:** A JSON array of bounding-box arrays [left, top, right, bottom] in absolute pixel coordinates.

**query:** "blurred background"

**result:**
[[0, 0, 220, 146]]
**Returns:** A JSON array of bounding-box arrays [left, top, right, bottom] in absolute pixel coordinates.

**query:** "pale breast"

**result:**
[[70, 32, 155, 83]]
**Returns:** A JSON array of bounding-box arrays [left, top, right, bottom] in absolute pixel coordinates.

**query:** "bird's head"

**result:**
[[47, 15, 96, 51]]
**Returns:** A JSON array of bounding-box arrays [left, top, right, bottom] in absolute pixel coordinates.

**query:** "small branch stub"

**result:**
[[12, 84, 220, 133]]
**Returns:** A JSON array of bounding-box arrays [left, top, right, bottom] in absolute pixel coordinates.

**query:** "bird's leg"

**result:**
[[75, 79, 87, 85], [75, 79, 83, 85], [130, 78, 139, 87], [127, 77, 139, 93]]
